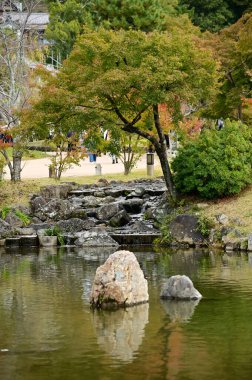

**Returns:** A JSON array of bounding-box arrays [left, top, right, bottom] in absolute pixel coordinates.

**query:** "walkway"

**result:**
[[4, 154, 160, 179]]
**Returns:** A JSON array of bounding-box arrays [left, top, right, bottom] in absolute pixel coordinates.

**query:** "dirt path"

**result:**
[[4, 154, 158, 179]]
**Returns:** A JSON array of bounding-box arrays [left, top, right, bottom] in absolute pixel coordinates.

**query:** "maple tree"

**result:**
[[204, 13, 252, 122], [26, 27, 218, 200]]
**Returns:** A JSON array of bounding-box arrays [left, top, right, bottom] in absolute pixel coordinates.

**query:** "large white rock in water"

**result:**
[[90, 250, 149, 308], [160, 275, 202, 300]]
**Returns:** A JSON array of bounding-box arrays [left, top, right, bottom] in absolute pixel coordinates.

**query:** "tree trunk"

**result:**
[[11, 149, 23, 182], [152, 104, 176, 201]]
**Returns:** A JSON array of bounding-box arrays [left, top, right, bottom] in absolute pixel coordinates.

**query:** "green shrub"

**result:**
[[196, 214, 215, 238], [172, 120, 252, 199], [15, 210, 31, 226], [1, 206, 11, 219]]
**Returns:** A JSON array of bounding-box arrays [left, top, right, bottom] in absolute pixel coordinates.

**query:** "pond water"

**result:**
[[1, 246, 252, 380]]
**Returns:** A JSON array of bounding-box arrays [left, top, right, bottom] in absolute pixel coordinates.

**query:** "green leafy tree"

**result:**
[[204, 13, 252, 121], [45, 0, 91, 62], [45, 0, 179, 63], [178, 0, 252, 31], [172, 120, 252, 198], [88, 0, 178, 31], [26, 28, 218, 200]]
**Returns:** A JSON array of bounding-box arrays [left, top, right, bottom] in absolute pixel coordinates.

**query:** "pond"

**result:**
[[1, 246, 252, 380]]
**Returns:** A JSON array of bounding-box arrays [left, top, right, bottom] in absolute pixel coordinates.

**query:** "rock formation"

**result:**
[[160, 275, 202, 300], [90, 250, 149, 308]]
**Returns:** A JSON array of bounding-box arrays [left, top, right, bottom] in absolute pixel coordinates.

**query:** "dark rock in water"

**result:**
[[169, 214, 204, 245], [109, 210, 132, 227], [90, 250, 149, 308], [160, 275, 202, 300]]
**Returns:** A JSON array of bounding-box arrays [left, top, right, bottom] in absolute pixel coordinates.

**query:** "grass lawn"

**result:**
[[204, 186, 252, 234], [0, 168, 163, 208]]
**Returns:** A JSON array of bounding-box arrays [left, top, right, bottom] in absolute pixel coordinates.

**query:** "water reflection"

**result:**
[[75, 246, 118, 262], [161, 299, 200, 323], [2, 247, 252, 380], [91, 303, 149, 362], [38, 246, 58, 256]]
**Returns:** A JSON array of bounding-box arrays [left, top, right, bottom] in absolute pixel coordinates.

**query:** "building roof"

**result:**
[[9, 12, 49, 29]]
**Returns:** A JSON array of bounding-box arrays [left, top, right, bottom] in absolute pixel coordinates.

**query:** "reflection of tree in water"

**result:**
[[92, 304, 149, 363]]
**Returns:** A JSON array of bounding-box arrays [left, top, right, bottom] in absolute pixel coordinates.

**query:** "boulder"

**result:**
[[109, 210, 132, 227], [30, 195, 47, 214], [81, 195, 100, 208], [169, 214, 204, 245], [90, 250, 149, 308], [216, 213, 229, 225], [40, 183, 76, 200], [126, 187, 145, 199], [32, 198, 74, 221], [160, 275, 202, 300], [16, 227, 36, 235], [96, 203, 123, 221], [0, 219, 12, 238], [75, 229, 119, 247], [4, 210, 25, 228], [121, 198, 144, 213], [56, 218, 95, 233], [68, 208, 87, 219]]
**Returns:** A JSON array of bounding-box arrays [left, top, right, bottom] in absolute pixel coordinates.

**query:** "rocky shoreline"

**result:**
[[0, 178, 252, 252]]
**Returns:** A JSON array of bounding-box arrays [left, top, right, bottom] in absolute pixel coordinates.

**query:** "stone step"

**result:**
[[5, 238, 21, 247], [20, 235, 39, 247], [5, 236, 39, 247]]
